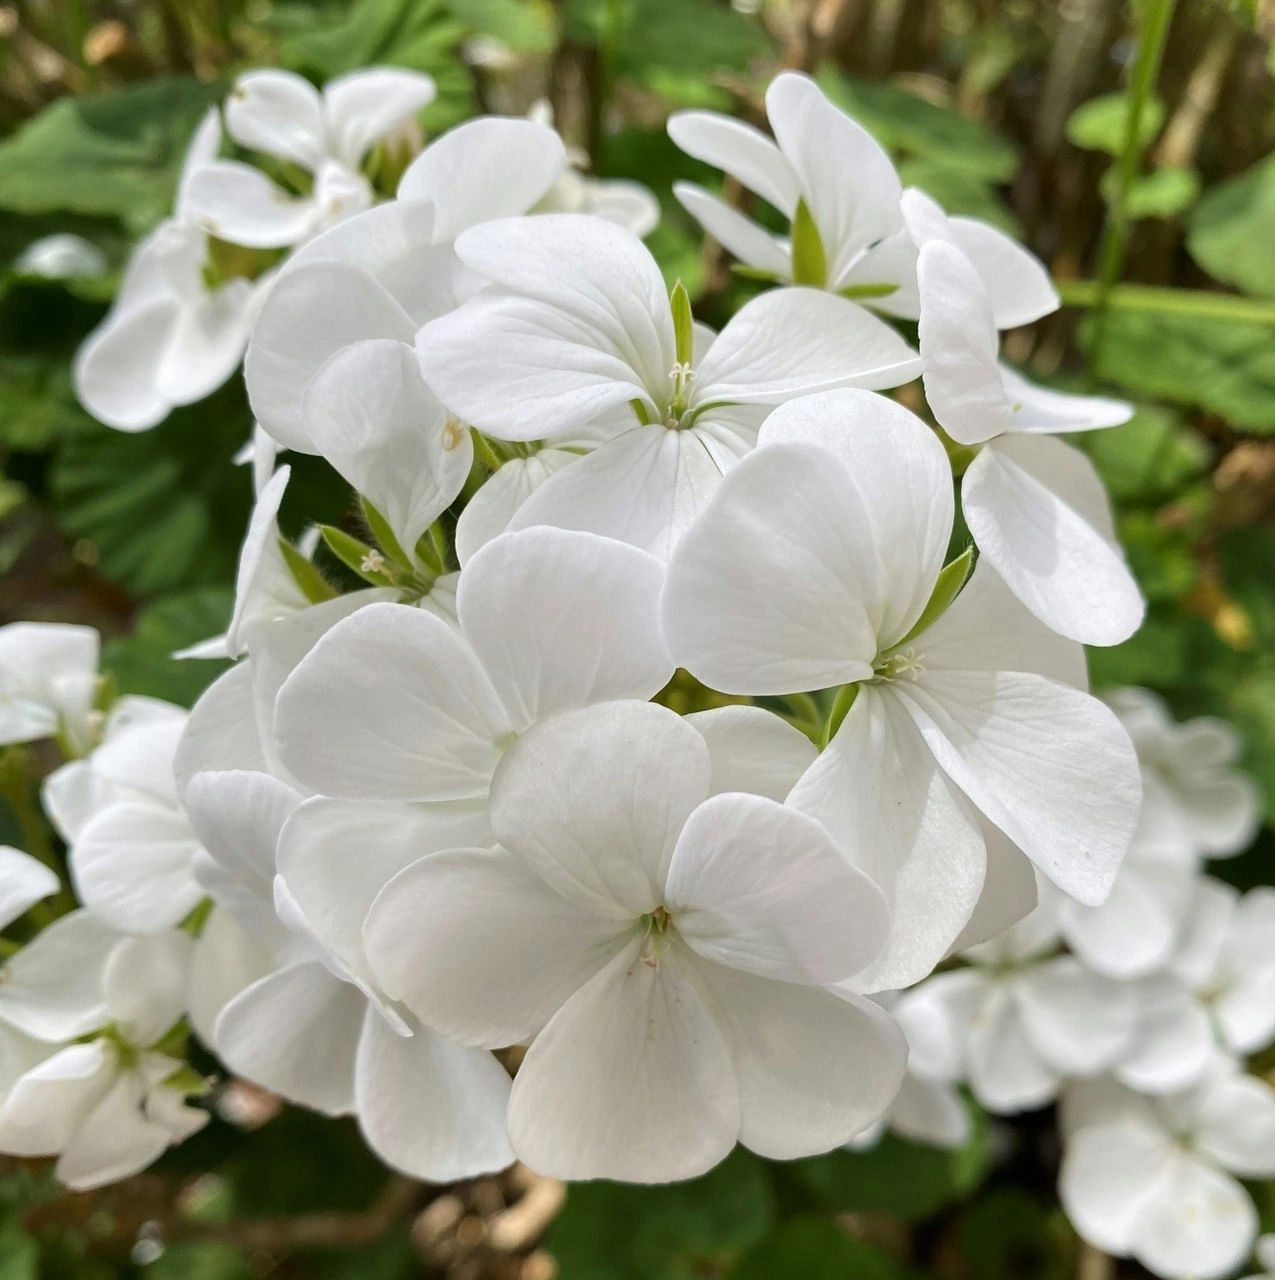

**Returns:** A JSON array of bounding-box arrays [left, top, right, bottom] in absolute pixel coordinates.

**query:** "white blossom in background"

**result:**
[[0, 847, 59, 930], [1061, 1068, 1275, 1280], [74, 109, 260, 431], [12, 234, 108, 280], [183, 68, 436, 249], [0, 931, 206, 1190], [0, 622, 100, 755], [1106, 686, 1261, 860], [914, 235, 1142, 646], [668, 72, 1056, 325], [1243, 1236, 1275, 1280], [418, 214, 919, 559], [662, 388, 1139, 986], [364, 700, 906, 1182]]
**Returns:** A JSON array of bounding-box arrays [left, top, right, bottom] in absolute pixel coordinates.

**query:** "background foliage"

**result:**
[[2, 0, 1274, 1275]]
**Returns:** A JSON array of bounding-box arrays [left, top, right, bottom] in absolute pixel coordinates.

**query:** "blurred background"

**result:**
[[2, 0, 1275, 1276]]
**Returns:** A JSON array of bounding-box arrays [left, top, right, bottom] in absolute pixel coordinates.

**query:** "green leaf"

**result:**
[[897, 156, 1017, 230], [1188, 154, 1275, 299], [790, 1121, 989, 1221], [1079, 404, 1209, 504], [0, 354, 96, 451], [958, 1189, 1067, 1280], [1087, 310, 1275, 434], [101, 588, 233, 707], [790, 198, 828, 288], [1065, 92, 1165, 156], [0, 1214, 38, 1280], [543, 1148, 774, 1280], [1102, 164, 1200, 220], [1086, 607, 1192, 689], [0, 78, 221, 233], [49, 385, 254, 597], [448, 0, 557, 52], [727, 1218, 898, 1280], [276, 0, 472, 132]]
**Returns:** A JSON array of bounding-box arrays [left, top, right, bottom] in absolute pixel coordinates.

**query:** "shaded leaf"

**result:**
[[1065, 92, 1164, 157], [1188, 154, 1275, 299], [727, 1217, 898, 1280]]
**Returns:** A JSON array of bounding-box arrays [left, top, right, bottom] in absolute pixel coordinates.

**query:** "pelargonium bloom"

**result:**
[[0, 622, 100, 755], [364, 700, 906, 1182]]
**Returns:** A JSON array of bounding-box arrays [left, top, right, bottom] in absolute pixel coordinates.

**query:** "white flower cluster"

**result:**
[[0, 63, 1267, 1278]]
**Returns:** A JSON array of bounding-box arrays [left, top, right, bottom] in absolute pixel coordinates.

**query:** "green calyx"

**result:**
[[896, 546, 974, 649], [790, 198, 828, 288]]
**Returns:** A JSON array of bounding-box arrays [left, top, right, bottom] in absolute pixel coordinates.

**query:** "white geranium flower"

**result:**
[[925, 887, 1136, 1113], [1242, 1235, 1275, 1280], [915, 237, 1142, 645], [13, 233, 108, 280], [0, 931, 206, 1190], [0, 847, 59, 928], [180, 769, 513, 1182], [668, 72, 1056, 326], [245, 115, 568, 453], [0, 622, 100, 755], [418, 213, 919, 559], [182, 68, 436, 249], [1106, 686, 1260, 860], [50, 702, 207, 934], [846, 985, 970, 1151], [364, 699, 906, 1182], [662, 389, 1140, 987], [1061, 1068, 1275, 1280], [272, 527, 673, 806], [75, 109, 259, 431]]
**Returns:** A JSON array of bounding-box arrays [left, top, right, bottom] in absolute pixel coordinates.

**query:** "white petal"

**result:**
[[0, 847, 59, 931], [153, 277, 253, 406], [790, 687, 986, 991], [668, 792, 889, 985], [214, 961, 363, 1115], [1115, 976, 1213, 1094], [354, 1009, 513, 1182], [963, 436, 1144, 646], [0, 910, 118, 1040], [278, 796, 490, 994], [183, 161, 321, 249], [890, 1077, 971, 1149], [187, 908, 273, 1047], [70, 801, 204, 933], [661, 442, 878, 694], [895, 670, 1140, 905], [490, 701, 710, 917], [694, 287, 919, 403], [102, 931, 192, 1046], [699, 964, 907, 1159], [457, 527, 672, 726], [757, 388, 953, 646], [275, 602, 508, 801], [1059, 867, 1179, 979], [765, 73, 903, 282], [245, 262, 415, 453], [670, 182, 790, 278], [507, 939, 739, 1182], [1134, 1156, 1256, 1280], [949, 817, 1038, 951], [1059, 1119, 1173, 1254], [665, 111, 798, 215], [174, 663, 267, 797], [73, 297, 178, 431], [1014, 957, 1136, 1076], [418, 214, 673, 441], [224, 69, 326, 168], [454, 449, 577, 565], [1195, 1071, 1275, 1178], [997, 364, 1133, 434], [964, 983, 1059, 1113], [303, 339, 472, 553], [322, 68, 435, 169], [947, 214, 1059, 328], [397, 117, 567, 241], [683, 706, 816, 801], [0, 622, 99, 747], [0, 1041, 113, 1156]]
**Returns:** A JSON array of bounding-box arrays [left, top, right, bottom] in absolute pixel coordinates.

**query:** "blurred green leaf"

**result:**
[[727, 1217, 898, 1280], [101, 587, 232, 706], [1102, 164, 1199, 219], [789, 1123, 988, 1222], [1065, 92, 1164, 156], [544, 1148, 774, 1280], [1080, 405, 1209, 504], [0, 1215, 38, 1280], [0, 78, 220, 233], [898, 157, 1016, 229], [1188, 154, 1275, 299], [49, 385, 253, 598], [449, 0, 557, 52], [1087, 608, 1193, 688], [1088, 310, 1275, 433], [958, 1189, 1071, 1279], [0, 355, 95, 452], [144, 1241, 252, 1280], [276, 0, 473, 131]]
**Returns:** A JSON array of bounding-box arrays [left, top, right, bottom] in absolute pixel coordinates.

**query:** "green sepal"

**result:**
[[151, 1020, 189, 1058], [839, 282, 899, 300], [318, 525, 396, 587], [731, 264, 783, 283], [819, 682, 860, 749], [630, 397, 655, 426], [182, 897, 213, 936], [279, 539, 337, 603], [670, 279, 695, 367], [790, 197, 828, 288], [360, 497, 412, 570], [897, 547, 974, 648], [162, 1064, 212, 1097]]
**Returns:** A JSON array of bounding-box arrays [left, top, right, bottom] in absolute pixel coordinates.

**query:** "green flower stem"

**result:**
[[1057, 278, 1275, 328], [1087, 0, 1179, 373]]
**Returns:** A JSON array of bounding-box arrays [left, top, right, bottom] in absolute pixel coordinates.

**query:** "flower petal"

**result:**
[[224, 69, 327, 168], [0, 846, 59, 931], [454, 449, 577, 565], [1014, 956, 1137, 1076], [683, 706, 816, 801], [322, 68, 436, 169], [183, 161, 322, 249], [671, 182, 790, 278], [665, 111, 798, 215]]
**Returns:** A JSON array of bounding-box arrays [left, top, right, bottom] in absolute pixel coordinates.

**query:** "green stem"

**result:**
[[1087, 0, 1178, 375], [1057, 278, 1275, 327]]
